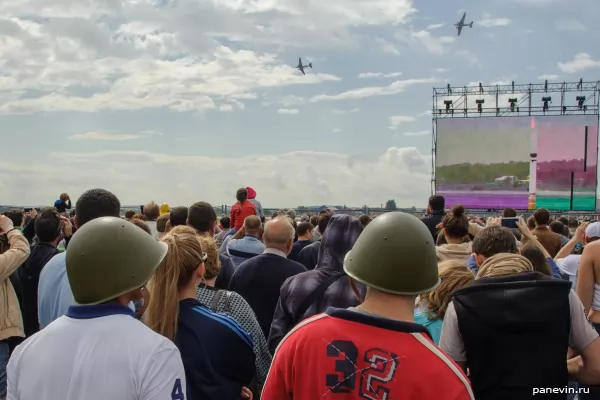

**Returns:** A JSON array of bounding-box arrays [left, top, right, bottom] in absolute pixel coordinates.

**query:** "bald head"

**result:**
[[263, 217, 295, 253], [244, 215, 262, 235]]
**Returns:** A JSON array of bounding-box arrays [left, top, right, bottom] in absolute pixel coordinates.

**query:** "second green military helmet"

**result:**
[[344, 212, 440, 295]]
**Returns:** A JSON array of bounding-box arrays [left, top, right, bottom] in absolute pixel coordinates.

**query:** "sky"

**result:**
[[1, 0, 600, 208]]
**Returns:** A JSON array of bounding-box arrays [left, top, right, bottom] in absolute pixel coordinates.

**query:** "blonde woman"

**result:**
[[414, 260, 474, 344], [145, 226, 255, 400], [195, 235, 272, 391]]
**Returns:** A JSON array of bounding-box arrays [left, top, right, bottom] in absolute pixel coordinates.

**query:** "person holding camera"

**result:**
[[0, 215, 30, 398]]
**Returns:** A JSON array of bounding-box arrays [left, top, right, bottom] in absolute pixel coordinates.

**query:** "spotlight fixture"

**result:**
[[475, 99, 484, 113], [576, 96, 586, 110], [479, 82, 483, 94], [447, 84, 452, 95], [542, 96, 551, 112], [508, 98, 518, 112], [544, 80, 548, 93]]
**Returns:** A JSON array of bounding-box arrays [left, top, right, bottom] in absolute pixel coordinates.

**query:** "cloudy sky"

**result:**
[[1, 0, 599, 208]]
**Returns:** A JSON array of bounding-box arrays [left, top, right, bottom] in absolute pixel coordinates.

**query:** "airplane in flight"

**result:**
[[295, 57, 312, 75], [455, 12, 473, 36]]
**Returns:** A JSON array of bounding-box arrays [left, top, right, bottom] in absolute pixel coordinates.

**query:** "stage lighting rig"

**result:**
[[542, 96, 551, 112], [475, 99, 484, 113], [444, 100, 453, 114], [509, 98, 518, 112], [577, 96, 586, 110], [479, 82, 483, 94], [447, 84, 452, 95]]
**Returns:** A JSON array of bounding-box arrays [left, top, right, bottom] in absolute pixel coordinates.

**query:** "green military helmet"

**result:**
[[344, 212, 439, 295], [66, 216, 168, 305]]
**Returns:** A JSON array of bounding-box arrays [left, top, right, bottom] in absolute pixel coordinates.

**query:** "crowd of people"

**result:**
[[0, 188, 600, 399]]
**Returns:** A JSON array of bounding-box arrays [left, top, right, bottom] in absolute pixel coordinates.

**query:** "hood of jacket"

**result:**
[[246, 187, 257, 199], [316, 214, 364, 271], [436, 242, 472, 262]]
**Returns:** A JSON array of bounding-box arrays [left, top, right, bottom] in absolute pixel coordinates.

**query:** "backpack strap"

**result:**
[[210, 290, 234, 313], [222, 291, 233, 313], [210, 290, 225, 312], [294, 271, 345, 325]]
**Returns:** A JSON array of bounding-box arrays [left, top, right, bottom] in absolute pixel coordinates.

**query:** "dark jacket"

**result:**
[[298, 240, 320, 270], [288, 240, 311, 263], [267, 215, 365, 353], [420, 210, 445, 241], [18, 243, 61, 337], [229, 253, 306, 339], [453, 271, 572, 400], [215, 254, 235, 290]]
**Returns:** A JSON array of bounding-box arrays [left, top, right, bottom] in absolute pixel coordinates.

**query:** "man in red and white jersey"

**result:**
[[262, 212, 474, 400]]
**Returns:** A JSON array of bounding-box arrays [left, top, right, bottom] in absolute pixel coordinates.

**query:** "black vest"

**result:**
[[453, 271, 572, 400]]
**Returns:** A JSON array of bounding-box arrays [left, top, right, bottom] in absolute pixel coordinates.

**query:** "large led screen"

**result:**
[[435, 115, 598, 210]]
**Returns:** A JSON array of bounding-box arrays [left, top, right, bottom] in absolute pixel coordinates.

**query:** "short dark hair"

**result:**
[[35, 208, 62, 243], [296, 222, 314, 237], [428, 195, 445, 212], [170, 207, 188, 227], [236, 188, 248, 202], [533, 208, 551, 225], [472, 226, 518, 257], [157, 214, 170, 233], [520, 242, 551, 276], [502, 208, 517, 218], [188, 202, 216, 233], [75, 189, 121, 227], [318, 212, 332, 235], [568, 218, 579, 229], [5, 210, 23, 227], [219, 216, 231, 229], [125, 210, 136, 219], [359, 214, 373, 226], [549, 221, 565, 235], [143, 201, 160, 221], [131, 219, 152, 235], [558, 217, 569, 226]]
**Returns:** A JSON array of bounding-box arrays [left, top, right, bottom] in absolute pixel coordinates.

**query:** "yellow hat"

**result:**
[[160, 203, 170, 215]]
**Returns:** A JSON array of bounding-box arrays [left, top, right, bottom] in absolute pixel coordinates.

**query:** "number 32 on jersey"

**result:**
[[325, 340, 398, 400]]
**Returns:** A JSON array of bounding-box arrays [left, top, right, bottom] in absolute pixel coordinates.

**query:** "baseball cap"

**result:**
[[585, 222, 600, 238]]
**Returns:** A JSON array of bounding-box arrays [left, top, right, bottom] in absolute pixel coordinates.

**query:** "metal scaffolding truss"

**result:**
[[430, 80, 600, 197]]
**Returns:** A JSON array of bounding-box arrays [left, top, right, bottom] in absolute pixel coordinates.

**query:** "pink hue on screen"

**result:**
[[531, 117, 535, 129]]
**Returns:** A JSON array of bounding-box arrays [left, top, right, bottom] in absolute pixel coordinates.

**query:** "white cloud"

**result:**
[[219, 104, 234, 112], [375, 37, 401, 55], [558, 53, 600, 73], [388, 115, 416, 130], [277, 108, 299, 114], [68, 132, 150, 141], [332, 108, 360, 114], [358, 72, 403, 79], [435, 68, 449, 73], [332, 128, 343, 133], [398, 30, 456, 55], [310, 77, 438, 102], [555, 19, 586, 32], [403, 130, 430, 137], [479, 14, 511, 28], [0, 147, 431, 207], [426, 23, 444, 30], [279, 95, 305, 107], [537, 74, 559, 81]]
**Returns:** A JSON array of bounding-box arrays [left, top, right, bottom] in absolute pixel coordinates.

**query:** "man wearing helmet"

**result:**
[[261, 212, 474, 400], [7, 217, 187, 399]]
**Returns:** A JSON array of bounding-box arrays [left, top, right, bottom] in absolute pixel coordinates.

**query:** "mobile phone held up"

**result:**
[[501, 217, 519, 229]]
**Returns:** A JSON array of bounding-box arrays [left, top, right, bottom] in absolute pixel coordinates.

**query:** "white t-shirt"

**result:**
[[8, 305, 186, 400]]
